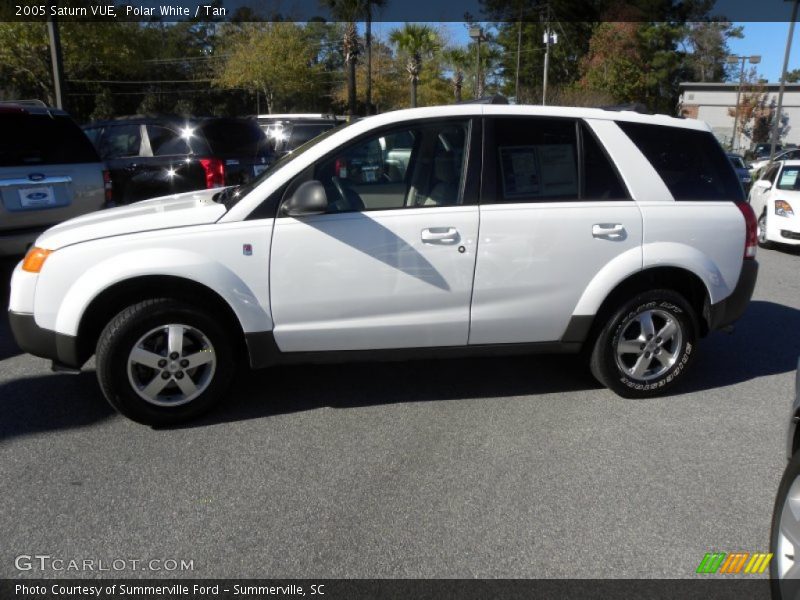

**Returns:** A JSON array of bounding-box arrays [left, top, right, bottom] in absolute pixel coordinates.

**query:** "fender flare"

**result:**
[[45, 247, 272, 337]]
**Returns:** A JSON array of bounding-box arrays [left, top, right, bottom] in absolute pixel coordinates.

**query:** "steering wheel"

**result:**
[[330, 176, 364, 212]]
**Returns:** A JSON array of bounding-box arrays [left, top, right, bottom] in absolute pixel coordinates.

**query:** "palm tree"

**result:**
[[322, 0, 363, 118], [389, 24, 440, 108], [442, 47, 471, 103]]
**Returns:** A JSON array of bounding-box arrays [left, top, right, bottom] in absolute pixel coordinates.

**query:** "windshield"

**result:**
[[776, 166, 800, 191], [217, 121, 351, 210]]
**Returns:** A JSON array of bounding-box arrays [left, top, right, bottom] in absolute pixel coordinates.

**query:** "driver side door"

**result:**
[[269, 118, 480, 352]]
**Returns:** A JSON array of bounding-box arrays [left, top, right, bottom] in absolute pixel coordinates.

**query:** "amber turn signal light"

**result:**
[[22, 247, 52, 273]]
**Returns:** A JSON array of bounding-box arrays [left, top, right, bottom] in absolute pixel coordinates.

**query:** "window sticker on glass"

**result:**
[[780, 169, 798, 188], [538, 144, 577, 196], [499, 144, 577, 199], [499, 146, 540, 198]]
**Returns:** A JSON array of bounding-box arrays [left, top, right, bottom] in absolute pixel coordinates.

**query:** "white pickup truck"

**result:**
[[9, 104, 758, 425]]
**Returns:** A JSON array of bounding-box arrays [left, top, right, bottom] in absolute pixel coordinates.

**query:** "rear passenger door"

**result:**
[[469, 117, 643, 344]]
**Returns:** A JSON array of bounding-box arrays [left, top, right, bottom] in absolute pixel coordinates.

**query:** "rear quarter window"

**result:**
[[618, 121, 744, 202], [0, 113, 99, 166]]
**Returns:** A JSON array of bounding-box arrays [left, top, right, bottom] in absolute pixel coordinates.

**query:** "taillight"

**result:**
[[736, 201, 758, 259], [102, 169, 113, 205], [199, 158, 225, 188]]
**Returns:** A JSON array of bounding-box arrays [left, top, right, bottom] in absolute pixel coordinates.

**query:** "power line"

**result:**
[[67, 78, 215, 83]]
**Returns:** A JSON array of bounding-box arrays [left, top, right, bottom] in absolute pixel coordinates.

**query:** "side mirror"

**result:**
[[754, 179, 772, 191], [281, 180, 328, 217]]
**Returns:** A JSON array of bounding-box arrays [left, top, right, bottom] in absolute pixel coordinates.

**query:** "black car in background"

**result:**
[[83, 116, 270, 205], [256, 114, 344, 159]]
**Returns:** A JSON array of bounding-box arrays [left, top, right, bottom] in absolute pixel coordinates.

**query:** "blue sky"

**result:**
[[369, 22, 800, 83]]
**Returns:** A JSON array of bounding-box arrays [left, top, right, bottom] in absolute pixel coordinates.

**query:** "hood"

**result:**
[[36, 188, 228, 250]]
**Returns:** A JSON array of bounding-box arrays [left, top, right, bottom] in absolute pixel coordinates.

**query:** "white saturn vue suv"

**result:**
[[8, 104, 759, 425]]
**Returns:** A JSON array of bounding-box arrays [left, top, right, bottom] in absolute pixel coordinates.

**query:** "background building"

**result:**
[[678, 82, 800, 152]]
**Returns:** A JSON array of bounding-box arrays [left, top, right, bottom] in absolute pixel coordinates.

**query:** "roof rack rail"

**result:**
[[456, 94, 509, 105], [0, 99, 48, 108], [599, 103, 651, 114]]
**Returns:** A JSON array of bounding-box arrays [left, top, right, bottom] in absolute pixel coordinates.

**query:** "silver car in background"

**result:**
[[0, 103, 108, 256]]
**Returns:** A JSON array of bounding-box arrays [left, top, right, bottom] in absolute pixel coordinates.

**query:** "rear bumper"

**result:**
[[8, 311, 81, 368], [0, 227, 48, 257], [707, 260, 758, 331]]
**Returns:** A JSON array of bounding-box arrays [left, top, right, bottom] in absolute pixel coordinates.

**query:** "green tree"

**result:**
[[681, 21, 743, 82], [214, 23, 324, 114], [389, 23, 441, 108], [785, 68, 800, 83]]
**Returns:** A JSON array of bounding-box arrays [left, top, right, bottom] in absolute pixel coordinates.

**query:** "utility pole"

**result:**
[[542, 4, 555, 106], [515, 17, 522, 102], [770, 0, 799, 161], [365, 4, 373, 116], [46, 11, 65, 109]]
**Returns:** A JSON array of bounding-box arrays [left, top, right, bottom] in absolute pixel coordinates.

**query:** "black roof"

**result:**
[[82, 115, 260, 128]]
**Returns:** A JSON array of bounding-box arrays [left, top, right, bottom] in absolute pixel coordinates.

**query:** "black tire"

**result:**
[[589, 289, 697, 398], [759, 211, 776, 249], [96, 298, 235, 425], [771, 452, 800, 598]]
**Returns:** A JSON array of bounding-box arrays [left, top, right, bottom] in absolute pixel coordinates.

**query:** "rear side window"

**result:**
[[199, 120, 268, 157], [618, 121, 744, 202], [288, 123, 334, 149], [100, 124, 142, 159], [147, 125, 192, 156], [0, 114, 99, 166]]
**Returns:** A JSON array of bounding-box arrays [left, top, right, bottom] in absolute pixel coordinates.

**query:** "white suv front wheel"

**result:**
[[590, 290, 697, 398], [96, 299, 235, 425]]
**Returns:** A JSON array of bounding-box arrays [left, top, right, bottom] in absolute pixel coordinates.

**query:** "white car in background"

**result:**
[[750, 148, 800, 178], [749, 160, 800, 248]]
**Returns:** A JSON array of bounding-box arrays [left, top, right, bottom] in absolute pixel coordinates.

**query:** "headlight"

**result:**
[[775, 200, 795, 217], [21, 246, 52, 273]]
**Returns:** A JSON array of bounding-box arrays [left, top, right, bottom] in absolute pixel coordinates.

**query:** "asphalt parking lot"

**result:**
[[1, 248, 798, 580]]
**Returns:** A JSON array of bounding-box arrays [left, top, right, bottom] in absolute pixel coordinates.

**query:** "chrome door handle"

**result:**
[[421, 227, 459, 244], [592, 223, 626, 240]]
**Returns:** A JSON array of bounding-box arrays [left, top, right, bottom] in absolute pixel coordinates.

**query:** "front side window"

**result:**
[[312, 120, 469, 212]]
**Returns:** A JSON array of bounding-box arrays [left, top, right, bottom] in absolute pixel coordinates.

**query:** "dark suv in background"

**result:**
[[83, 116, 271, 205], [0, 102, 107, 256]]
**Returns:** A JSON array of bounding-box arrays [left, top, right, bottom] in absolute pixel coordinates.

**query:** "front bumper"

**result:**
[[707, 260, 759, 331], [8, 311, 81, 368]]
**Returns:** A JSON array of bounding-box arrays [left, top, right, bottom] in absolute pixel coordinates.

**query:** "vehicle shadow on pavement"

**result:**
[[680, 299, 800, 393], [0, 372, 114, 442], [181, 353, 604, 429]]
